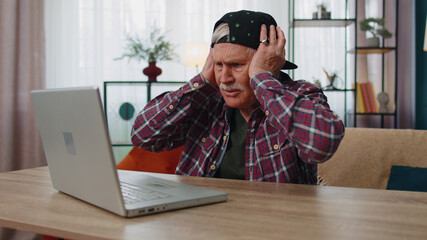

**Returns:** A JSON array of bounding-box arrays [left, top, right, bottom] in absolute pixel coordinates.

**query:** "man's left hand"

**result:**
[[249, 24, 287, 78]]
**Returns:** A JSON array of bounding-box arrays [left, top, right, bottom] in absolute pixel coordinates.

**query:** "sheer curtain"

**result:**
[[44, 0, 289, 89]]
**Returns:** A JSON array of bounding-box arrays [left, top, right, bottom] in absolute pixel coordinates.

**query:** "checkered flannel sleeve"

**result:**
[[250, 72, 345, 163], [131, 74, 218, 152]]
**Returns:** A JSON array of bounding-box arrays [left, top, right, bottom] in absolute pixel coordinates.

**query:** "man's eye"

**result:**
[[216, 62, 223, 67], [232, 63, 245, 72]]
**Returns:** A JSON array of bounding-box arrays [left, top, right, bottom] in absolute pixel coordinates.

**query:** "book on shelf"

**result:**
[[367, 82, 378, 113], [355, 83, 366, 113], [359, 82, 378, 113], [360, 83, 372, 113]]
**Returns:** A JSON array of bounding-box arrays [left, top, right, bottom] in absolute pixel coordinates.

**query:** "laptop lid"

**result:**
[[31, 86, 227, 217], [32, 86, 127, 216]]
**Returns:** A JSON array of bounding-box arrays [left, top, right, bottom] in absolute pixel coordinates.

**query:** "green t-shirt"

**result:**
[[214, 108, 247, 180]]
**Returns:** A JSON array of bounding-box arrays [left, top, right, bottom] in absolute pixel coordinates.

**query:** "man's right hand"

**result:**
[[201, 48, 218, 89]]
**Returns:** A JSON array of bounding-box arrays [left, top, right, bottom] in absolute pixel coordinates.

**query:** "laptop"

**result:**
[[31, 86, 227, 217]]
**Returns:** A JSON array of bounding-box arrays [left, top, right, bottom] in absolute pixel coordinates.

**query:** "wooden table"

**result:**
[[1, 167, 427, 240]]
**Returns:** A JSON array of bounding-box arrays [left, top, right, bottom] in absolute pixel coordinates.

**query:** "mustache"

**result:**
[[219, 83, 244, 91]]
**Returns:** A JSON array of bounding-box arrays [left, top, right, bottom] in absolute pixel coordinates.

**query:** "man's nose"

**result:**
[[219, 66, 234, 84]]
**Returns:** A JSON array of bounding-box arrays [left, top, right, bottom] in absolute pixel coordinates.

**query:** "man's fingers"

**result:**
[[259, 24, 268, 43], [268, 25, 277, 44], [259, 25, 285, 47], [250, 24, 287, 78], [277, 26, 285, 43], [276, 26, 286, 49]]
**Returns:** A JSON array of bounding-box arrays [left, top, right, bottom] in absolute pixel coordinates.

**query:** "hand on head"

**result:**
[[201, 48, 218, 88], [249, 24, 287, 78]]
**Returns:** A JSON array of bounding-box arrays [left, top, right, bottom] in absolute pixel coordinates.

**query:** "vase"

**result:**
[[315, 7, 331, 19], [143, 61, 162, 82], [366, 37, 380, 47], [320, 10, 331, 19], [312, 11, 319, 19]]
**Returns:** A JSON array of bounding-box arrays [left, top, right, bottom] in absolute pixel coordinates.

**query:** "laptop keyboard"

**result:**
[[120, 182, 172, 204]]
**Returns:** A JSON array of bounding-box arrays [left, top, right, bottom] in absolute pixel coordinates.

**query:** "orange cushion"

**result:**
[[116, 146, 183, 174]]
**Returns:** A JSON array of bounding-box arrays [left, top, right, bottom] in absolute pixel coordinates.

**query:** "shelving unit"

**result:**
[[288, 0, 398, 128], [292, 19, 355, 27], [348, 47, 396, 54]]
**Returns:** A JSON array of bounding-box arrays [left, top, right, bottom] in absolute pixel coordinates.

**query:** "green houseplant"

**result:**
[[115, 27, 177, 81], [359, 18, 393, 47]]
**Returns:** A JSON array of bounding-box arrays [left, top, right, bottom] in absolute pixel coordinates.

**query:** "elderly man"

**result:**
[[131, 10, 345, 184]]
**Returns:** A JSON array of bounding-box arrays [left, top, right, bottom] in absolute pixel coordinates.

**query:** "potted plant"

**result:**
[[322, 68, 342, 90], [359, 18, 393, 47], [313, 3, 331, 19], [115, 27, 177, 82]]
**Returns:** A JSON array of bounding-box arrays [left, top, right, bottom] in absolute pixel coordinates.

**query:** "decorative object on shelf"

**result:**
[[359, 18, 392, 47], [313, 3, 331, 19], [377, 92, 389, 113], [143, 62, 163, 82], [115, 27, 177, 82], [322, 68, 342, 90], [119, 102, 135, 121]]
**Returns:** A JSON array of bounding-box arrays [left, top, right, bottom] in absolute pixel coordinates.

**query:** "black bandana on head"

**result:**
[[212, 10, 297, 70]]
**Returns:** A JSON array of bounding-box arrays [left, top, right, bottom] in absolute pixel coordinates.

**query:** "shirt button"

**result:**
[[193, 83, 199, 88], [253, 90, 257, 95], [169, 105, 174, 110], [265, 110, 270, 116], [223, 136, 227, 141], [210, 165, 216, 171], [273, 144, 279, 150], [201, 137, 206, 143]]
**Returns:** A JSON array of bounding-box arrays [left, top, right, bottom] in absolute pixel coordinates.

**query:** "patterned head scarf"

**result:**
[[212, 10, 297, 70]]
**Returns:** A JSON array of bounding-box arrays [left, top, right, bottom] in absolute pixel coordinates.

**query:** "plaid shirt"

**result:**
[[131, 71, 344, 184]]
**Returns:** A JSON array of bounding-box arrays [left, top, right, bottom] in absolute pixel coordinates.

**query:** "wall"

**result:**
[[397, 0, 415, 128]]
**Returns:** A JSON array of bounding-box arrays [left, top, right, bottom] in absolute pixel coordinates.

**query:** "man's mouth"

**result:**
[[221, 89, 240, 97], [220, 84, 244, 97]]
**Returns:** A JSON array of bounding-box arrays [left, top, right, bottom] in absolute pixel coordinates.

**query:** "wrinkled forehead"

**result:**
[[213, 43, 255, 63]]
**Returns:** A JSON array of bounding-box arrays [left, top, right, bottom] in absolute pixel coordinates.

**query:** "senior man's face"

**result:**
[[213, 43, 258, 112]]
